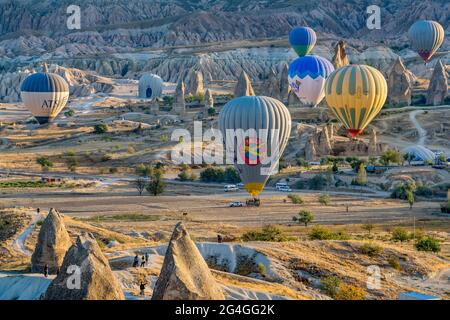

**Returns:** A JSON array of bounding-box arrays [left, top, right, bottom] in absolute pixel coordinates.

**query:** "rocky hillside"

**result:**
[[0, 0, 448, 59]]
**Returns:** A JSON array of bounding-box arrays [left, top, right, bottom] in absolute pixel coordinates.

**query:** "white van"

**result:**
[[224, 185, 238, 192]]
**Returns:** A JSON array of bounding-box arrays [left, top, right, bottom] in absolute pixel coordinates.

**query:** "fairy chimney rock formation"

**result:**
[[185, 69, 204, 96], [31, 208, 72, 274], [43, 233, 125, 300], [152, 222, 225, 300], [234, 70, 255, 98], [288, 90, 300, 107], [280, 63, 290, 102], [317, 126, 333, 155], [266, 67, 280, 99], [204, 89, 214, 113], [426, 60, 448, 106], [387, 57, 412, 106], [173, 79, 186, 114], [332, 40, 349, 69], [305, 136, 318, 161], [368, 128, 378, 155]]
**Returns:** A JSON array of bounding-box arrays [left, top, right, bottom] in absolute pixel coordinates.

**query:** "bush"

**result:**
[[287, 194, 304, 204], [359, 243, 383, 256], [320, 276, 341, 297], [318, 194, 331, 206], [242, 225, 289, 242], [391, 228, 411, 242], [309, 226, 350, 240], [415, 237, 441, 253], [257, 263, 266, 276], [415, 185, 433, 198], [391, 181, 416, 200], [334, 284, 366, 300], [93, 124, 108, 134], [441, 201, 450, 214], [309, 174, 328, 190], [388, 257, 402, 271], [200, 166, 240, 183], [36, 157, 53, 170]]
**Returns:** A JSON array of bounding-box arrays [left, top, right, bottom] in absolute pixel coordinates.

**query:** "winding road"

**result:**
[[409, 110, 427, 146]]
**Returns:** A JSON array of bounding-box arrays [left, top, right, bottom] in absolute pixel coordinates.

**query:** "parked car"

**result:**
[[224, 184, 239, 192], [229, 201, 244, 207], [276, 185, 292, 192], [236, 183, 244, 188]]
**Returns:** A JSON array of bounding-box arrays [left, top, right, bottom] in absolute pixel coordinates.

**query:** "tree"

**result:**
[[309, 174, 328, 190], [362, 223, 374, 234], [135, 178, 147, 196], [355, 163, 367, 186], [67, 158, 78, 172], [380, 150, 401, 165], [293, 210, 314, 227], [207, 107, 216, 116], [407, 191, 415, 210], [146, 168, 165, 196], [93, 124, 108, 134], [36, 156, 53, 172], [403, 153, 414, 166], [136, 164, 153, 177], [437, 153, 446, 165], [318, 194, 331, 206]]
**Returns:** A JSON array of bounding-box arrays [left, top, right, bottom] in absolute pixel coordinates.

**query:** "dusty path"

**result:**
[[409, 110, 427, 146], [11, 210, 40, 256]]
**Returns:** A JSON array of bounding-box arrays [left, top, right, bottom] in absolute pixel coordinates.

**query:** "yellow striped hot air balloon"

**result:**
[[325, 64, 387, 139]]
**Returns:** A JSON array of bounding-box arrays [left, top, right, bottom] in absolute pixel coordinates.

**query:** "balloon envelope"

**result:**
[[288, 55, 334, 107], [325, 64, 387, 138], [139, 73, 163, 100], [20, 72, 69, 124], [408, 20, 444, 62], [219, 96, 291, 197], [289, 27, 316, 57]]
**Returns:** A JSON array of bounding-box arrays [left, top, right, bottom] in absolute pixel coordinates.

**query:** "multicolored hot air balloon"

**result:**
[[289, 26, 316, 57], [288, 55, 334, 107], [138, 73, 163, 100], [325, 64, 387, 139], [20, 65, 69, 125], [219, 96, 291, 198], [408, 20, 445, 63]]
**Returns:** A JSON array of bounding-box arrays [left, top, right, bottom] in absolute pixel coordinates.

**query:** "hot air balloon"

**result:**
[[288, 55, 334, 107], [325, 64, 387, 139], [289, 26, 316, 57], [20, 64, 69, 125], [219, 96, 291, 199], [408, 20, 444, 63], [139, 73, 163, 100]]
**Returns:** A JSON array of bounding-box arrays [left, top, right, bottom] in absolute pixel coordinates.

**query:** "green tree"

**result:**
[[309, 174, 328, 190], [146, 168, 165, 196], [136, 164, 153, 177], [318, 194, 331, 206], [293, 210, 314, 227], [207, 107, 216, 116], [380, 150, 401, 165], [135, 177, 147, 196], [406, 191, 415, 210], [36, 157, 53, 172], [93, 124, 108, 134], [403, 153, 414, 166]]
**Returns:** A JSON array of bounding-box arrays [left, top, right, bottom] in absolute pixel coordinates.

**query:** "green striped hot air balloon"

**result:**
[[325, 64, 387, 139]]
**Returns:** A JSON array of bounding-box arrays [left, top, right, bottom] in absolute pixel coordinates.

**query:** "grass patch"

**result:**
[[76, 214, 160, 222], [242, 225, 296, 242], [0, 181, 59, 188], [309, 226, 351, 240]]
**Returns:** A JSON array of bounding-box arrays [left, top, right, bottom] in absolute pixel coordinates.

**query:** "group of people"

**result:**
[[132, 253, 149, 268]]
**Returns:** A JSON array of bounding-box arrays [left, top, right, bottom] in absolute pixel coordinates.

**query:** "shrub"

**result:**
[[242, 225, 289, 242], [415, 185, 433, 198], [93, 124, 108, 134], [391, 181, 416, 200], [335, 284, 366, 300], [36, 157, 53, 171], [388, 257, 402, 271], [391, 228, 411, 242], [287, 194, 304, 204], [309, 174, 328, 190], [257, 263, 267, 276], [101, 154, 112, 162], [359, 243, 383, 256], [361, 223, 374, 234], [318, 194, 331, 206], [309, 226, 350, 240], [64, 109, 75, 117], [441, 201, 450, 214], [380, 149, 401, 165], [207, 107, 216, 116], [320, 276, 341, 297], [415, 237, 441, 253]]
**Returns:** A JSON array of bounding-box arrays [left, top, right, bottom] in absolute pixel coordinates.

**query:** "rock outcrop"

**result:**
[[43, 233, 125, 300], [426, 60, 448, 106], [234, 71, 255, 98], [387, 57, 412, 106], [332, 40, 349, 69], [152, 222, 225, 300], [279, 63, 290, 102], [304, 136, 317, 161], [173, 79, 186, 114], [204, 89, 214, 114], [288, 90, 300, 107], [317, 127, 333, 155], [368, 128, 378, 155], [266, 67, 280, 99], [31, 208, 72, 274], [185, 69, 204, 96]]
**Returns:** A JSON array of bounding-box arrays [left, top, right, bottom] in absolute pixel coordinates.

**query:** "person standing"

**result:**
[[43, 264, 49, 278]]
